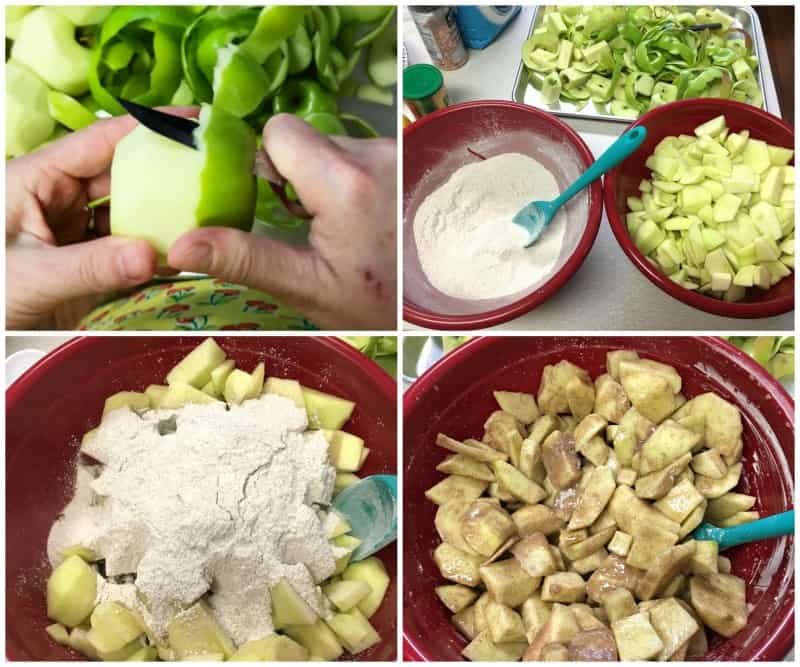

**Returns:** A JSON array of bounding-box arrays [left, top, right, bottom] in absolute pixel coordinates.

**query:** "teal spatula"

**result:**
[[512, 125, 648, 247], [691, 509, 794, 550], [332, 474, 397, 561]]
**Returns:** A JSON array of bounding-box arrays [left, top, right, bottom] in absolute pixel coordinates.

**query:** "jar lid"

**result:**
[[403, 64, 443, 101]]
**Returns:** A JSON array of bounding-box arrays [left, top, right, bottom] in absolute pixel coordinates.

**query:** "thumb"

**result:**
[[167, 227, 319, 307], [38, 236, 157, 302]]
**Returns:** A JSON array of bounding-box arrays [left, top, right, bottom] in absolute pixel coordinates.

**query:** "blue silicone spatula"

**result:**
[[332, 474, 397, 561], [512, 125, 648, 247], [691, 509, 794, 550]]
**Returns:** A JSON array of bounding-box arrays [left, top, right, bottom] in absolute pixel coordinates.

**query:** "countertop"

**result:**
[[402, 7, 794, 332]]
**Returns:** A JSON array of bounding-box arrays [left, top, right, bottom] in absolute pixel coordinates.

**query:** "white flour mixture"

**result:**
[[413, 152, 566, 300], [47, 394, 337, 646]]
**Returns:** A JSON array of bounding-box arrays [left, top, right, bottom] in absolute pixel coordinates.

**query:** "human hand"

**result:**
[[168, 114, 397, 330], [5, 116, 158, 330]]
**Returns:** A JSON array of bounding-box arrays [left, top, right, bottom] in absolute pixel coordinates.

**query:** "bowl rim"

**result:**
[[403, 335, 794, 662], [6, 335, 396, 402], [604, 98, 795, 319], [402, 100, 603, 330]]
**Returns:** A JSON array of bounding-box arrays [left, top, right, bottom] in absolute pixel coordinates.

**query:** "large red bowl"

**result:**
[[6, 336, 397, 661], [403, 101, 603, 330], [404, 336, 794, 661], [604, 99, 794, 318]]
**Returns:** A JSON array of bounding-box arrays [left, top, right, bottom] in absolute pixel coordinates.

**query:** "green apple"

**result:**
[[110, 104, 256, 256], [6, 61, 54, 157], [11, 7, 92, 95]]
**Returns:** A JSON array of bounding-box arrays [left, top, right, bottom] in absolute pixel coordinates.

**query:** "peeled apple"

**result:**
[[5, 6, 33, 39], [6, 61, 55, 157], [11, 7, 92, 95], [110, 104, 257, 256]]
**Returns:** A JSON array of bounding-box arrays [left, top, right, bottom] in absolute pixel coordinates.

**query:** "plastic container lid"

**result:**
[[403, 64, 443, 100]]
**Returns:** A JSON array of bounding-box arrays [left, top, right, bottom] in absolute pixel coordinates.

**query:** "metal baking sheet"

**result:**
[[512, 6, 778, 123]]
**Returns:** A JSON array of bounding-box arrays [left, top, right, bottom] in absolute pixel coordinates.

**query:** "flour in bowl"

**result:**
[[47, 394, 337, 646], [413, 152, 566, 300]]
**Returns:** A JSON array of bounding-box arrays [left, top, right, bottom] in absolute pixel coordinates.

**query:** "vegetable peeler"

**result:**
[[117, 97, 311, 219]]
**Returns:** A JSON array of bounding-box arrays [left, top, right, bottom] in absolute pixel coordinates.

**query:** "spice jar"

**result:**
[[409, 6, 468, 70], [403, 64, 449, 120]]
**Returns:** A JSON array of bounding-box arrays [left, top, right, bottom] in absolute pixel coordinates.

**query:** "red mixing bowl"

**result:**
[[604, 99, 795, 318], [403, 101, 603, 330], [404, 336, 794, 661], [6, 336, 397, 661]]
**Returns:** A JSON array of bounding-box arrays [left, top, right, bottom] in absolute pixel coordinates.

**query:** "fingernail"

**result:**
[[119, 244, 149, 281], [180, 242, 212, 268]]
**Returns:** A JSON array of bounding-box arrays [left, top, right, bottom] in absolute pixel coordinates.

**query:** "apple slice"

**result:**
[[271, 577, 318, 629], [166, 338, 226, 388], [46, 555, 97, 627], [302, 387, 356, 429]]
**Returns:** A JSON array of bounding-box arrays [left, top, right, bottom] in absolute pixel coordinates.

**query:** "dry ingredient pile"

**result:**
[[47, 394, 337, 647], [413, 152, 566, 300]]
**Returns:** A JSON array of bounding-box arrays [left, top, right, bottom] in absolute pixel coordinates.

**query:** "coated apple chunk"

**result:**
[[426, 349, 755, 661]]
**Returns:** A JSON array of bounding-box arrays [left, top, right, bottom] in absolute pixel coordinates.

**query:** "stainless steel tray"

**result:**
[[512, 6, 777, 123]]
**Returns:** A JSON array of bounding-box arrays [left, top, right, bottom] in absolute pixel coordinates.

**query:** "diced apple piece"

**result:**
[[436, 433, 508, 462], [612, 611, 664, 660], [332, 535, 361, 575], [717, 510, 759, 527], [620, 372, 675, 424], [284, 619, 344, 661], [126, 645, 158, 661], [322, 430, 366, 473], [511, 533, 558, 578], [229, 635, 309, 661], [567, 627, 618, 661], [201, 380, 219, 398], [649, 597, 700, 660], [46, 555, 97, 627], [690, 540, 719, 574], [452, 605, 478, 640], [160, 382, 220, 409], [706, 492, 756, 523], [327, 607, 381, 654], [689, 573, 747, 637], [271, 577, 318, 628], [541, 431, 581, 489], [342, 557, 390, 618], [303, 387, 356, 429], [426, 474, 487, 506], [691, 449, 727, 479], [485, 600, 526, 643], [167, 601, 235, 659], [695, 463, 742, 498], [480, 559, 540, 608], [461, 499, 516, 557], [435, 584, 478, 614], [88, 602, 144, 653], [541, 572, 586, 603], [46, 623, 70, 645], [103, 391, 149, 415], [68, 626, 98, 659], [626, 520, 679, 569], [567, 467, 615, 530], [326, 580, 371, 612], [210, 359, 235, 394], [334, 473, 360, 494], [492, 461, 546, 504], [652, 479, 704, 523], [635, 541, 696, 600], [524, 603, 580, 660], [91, 636, 144, 661], [326, 510, 351, 539], [144, 384, 168, 408], [493, 390, 539, 424], [263, 376, 305, 408], [166, 338, 226, 388], [462, 630, 526, 661], [436, 454, 495, 482], [224, 368, 260, 405]]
